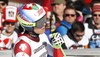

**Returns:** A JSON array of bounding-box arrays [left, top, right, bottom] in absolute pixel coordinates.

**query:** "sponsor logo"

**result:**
[[31, 5, 39, 10], [37, 8, 43, 16], [19, 44, 27, 51], [8, 11, 14, 17], [91, 34, 100, 41], [33, 42, 47, 54], [22, 23, 34, 27], [23, 3, 37, 10], [27, 4, 33, 8]]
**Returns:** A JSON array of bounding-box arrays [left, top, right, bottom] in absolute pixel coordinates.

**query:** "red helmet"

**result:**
[[17, 3, 46, 31]]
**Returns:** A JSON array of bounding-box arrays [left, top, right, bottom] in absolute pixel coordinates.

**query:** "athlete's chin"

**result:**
[[39, 32, 45, 34], [41, 30, 45, 33], [38, 30, 45, 34]]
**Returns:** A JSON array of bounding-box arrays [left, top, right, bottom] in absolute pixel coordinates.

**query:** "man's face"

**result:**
[[34, 23, 46, 34], [73, 31, 84, 42], [64, 9, 76, 23], [53, 4, 66, 15], [93, 12, 100, 24], [5, 22, 15, 33], [0, 1, 7, 13]]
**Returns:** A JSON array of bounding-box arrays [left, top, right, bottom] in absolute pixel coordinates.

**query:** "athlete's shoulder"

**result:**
[[13, 39, 31, 57]]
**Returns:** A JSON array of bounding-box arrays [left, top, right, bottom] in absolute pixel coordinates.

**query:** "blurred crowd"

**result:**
[[0, 0, 100, 51], [45, 0, 100, 49]]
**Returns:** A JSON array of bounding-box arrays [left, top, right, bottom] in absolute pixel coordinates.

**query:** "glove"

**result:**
[[49, 32, 64, 49]]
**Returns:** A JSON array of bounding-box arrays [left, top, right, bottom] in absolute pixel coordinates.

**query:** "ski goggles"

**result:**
[[17, 13, 46, 28], [35, 15, 46, 28]]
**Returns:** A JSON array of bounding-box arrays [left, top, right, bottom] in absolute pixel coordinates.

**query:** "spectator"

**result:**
[[66, 0, 85, 23], [83, 0, 100, 23], [51, 0, 66, 29], [13, 3, 64, 57], [56, 6, 77, 36], [84, 5, 100, 48], [0, 0, 8, 14], [45, 0, 66, 41], [90, 0, 100, 9], [0, 5, 18, 50], [0, 13, 4, 50], [62, 21, 89, 49], [0, 13, 3, 37]]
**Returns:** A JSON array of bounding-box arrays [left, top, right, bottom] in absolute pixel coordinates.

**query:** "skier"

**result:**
[[12, 3, 64, 57]]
